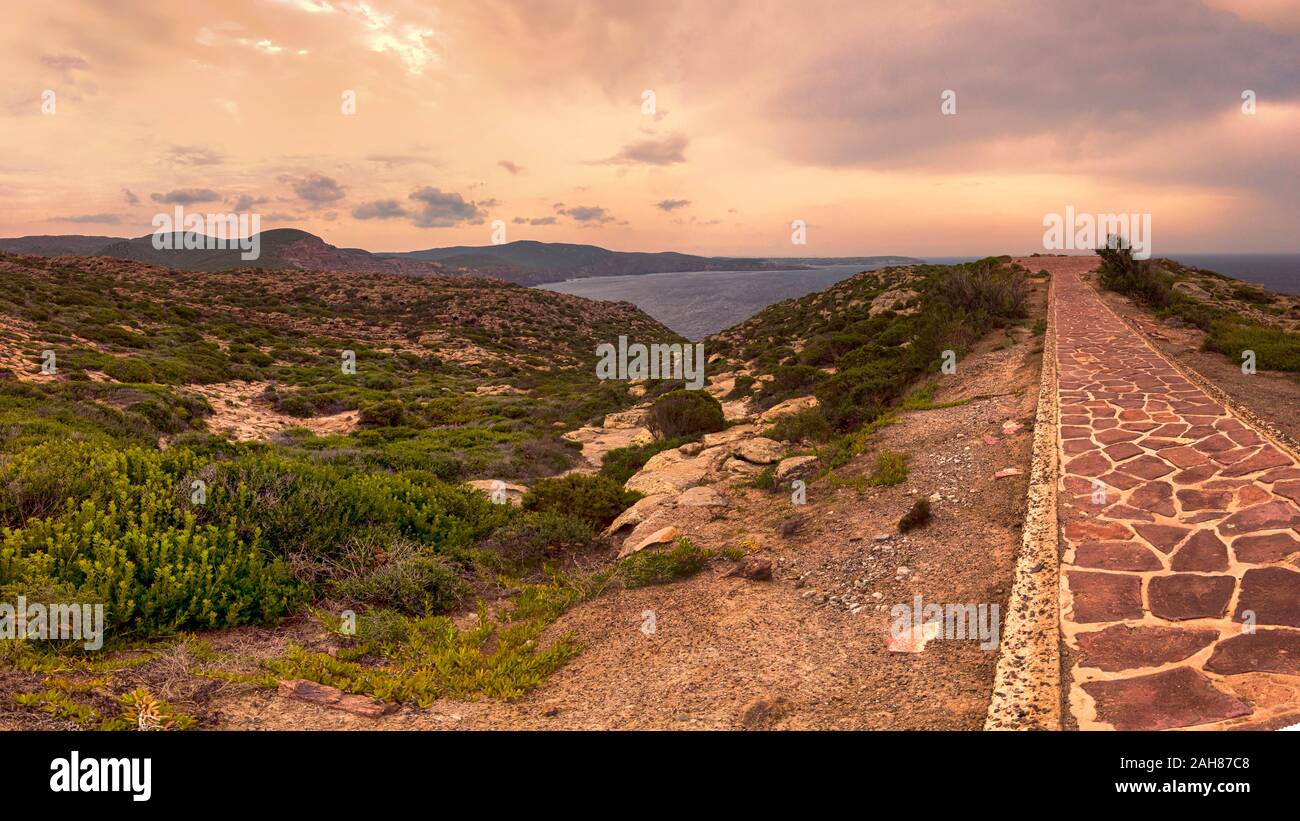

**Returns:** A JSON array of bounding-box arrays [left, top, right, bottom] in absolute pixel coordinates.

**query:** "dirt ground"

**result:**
[[188, 278, 1050, 731]]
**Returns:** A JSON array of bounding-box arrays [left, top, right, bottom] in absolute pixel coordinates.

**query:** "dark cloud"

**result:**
[[168, 145, 224, 166], [511, 216, 558, 225], [766, 0, 1300, 178], [408, 186, 487, 227], [556, 204, 615, 223], [150, 188, 221, 205], [595, 133, 688, 165], [352, 199, 410, 220], [477, 197, 500, 208], [231, 194, 269, 211], [498, 160, 523, 174], [55, 212, 121, 224], [121, 188, 140, 206], [654, 199, 691, 211], [280, 173, 346, 206]]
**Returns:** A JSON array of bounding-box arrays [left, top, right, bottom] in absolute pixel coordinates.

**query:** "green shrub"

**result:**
[[767, 364, 820, 395], [522, 474, 640, 530], [274, 393, 316, 418], [765, 406, 831, 443], [868, 450, 908, 486], [1095, 242, 1173, 308], [479, 509, 597, 564], [724, 374, 755, 400], [359, 399, 407, 427], [1205, 321, 1300, 373], [619, 537, 711, 588], [331, 554, 466, 615], [646, 389, 725, 439]]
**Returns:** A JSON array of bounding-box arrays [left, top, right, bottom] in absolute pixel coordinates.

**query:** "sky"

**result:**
[[1, 0, 1297, 257]]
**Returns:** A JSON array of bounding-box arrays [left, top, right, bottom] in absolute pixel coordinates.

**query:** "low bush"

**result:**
[[1204, 321, 1300, 373], [765, 406, 831, 443], [330, 553, 466, 616], [646, 389, 725, 439], [867, 450, 908, 486], [619, 537, 711, 588], [521, 473, 640, 530]]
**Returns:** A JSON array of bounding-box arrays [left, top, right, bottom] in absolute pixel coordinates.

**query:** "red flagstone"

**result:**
[[1233, 567, 1300, 627], [1205, 629, 1300, 675], [1076, 624, 1218, 672], [1082, 667, 1250, 730], [1046, 256, 1300, 730]]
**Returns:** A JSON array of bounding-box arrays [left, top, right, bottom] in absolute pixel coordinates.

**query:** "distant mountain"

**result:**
[[0, 235, 125, 256], [0, 229, 445, 276], [0, 230, 917, 285], [379, 240, 805, 285]]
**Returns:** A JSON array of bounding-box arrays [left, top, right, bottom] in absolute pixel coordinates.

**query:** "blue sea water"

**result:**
[[538, 254, 1300, 339]]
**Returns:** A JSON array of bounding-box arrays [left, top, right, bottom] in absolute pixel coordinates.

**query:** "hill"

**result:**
[[0, 231, 916, 285]]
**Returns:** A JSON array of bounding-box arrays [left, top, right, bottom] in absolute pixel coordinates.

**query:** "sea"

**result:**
[[537, 254, 1300, 339]]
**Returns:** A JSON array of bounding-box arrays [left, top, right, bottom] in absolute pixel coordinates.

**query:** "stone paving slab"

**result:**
[[1047, 257, 1300, 730]]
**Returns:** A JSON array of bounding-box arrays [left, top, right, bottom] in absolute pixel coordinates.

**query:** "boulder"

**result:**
[[758, 396, 819, 424], [624, 446, 727, 496], [701, 424, 759, 447], [676, 485, 728, 507], [602, 493, 672, 537], [277, 679, 397, 717], [775, 455, 818, 482], [726, 558, 773, 581], [618, 525, 680, 559], [732, 437, 784, 465], [602, 407, 649, 429], [466, 479, 528, 506]]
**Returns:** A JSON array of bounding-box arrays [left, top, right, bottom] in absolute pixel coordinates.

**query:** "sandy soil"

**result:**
[[184, 380, 359, 442]]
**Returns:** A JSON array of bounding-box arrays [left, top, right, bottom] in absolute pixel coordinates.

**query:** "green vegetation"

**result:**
[[521, 473, 642, 530], [646, 389, 726, 438], [1095, 242, 1300, 373], [618, 537, 712, 588], [711, 257, 1028, 440], [867, 450, 909, 486]]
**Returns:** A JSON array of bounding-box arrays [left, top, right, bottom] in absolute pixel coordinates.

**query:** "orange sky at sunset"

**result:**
[[2, 0, 1297, 256]]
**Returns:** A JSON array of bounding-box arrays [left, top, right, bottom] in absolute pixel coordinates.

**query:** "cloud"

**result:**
[[150, 188, 221, 205], [168, 145, 225, 166], [55, 213, 122, 224], [498, 160, 523, 174], [40, 55, 89, 72], [763, 0, 1300, 177], [556, 204, 616, 224], [232, 194, 270, 211], [364, 153, 435, 167], [408, 186, 486, 227], [477, 197, 500, 208], [511, 216, 558, 225], [654, 199, 691, 211], [596, 133, 688, 165], [280, 173, 346, 206], [122, 188, 140, 206], [352, 198, 410, 220]]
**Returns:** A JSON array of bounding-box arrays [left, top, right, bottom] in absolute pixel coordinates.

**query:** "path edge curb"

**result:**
[[984, 268, 1062, 731]]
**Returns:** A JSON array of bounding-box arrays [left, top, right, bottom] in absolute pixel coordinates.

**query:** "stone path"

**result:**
[[1047, 257, 1300, 730]]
